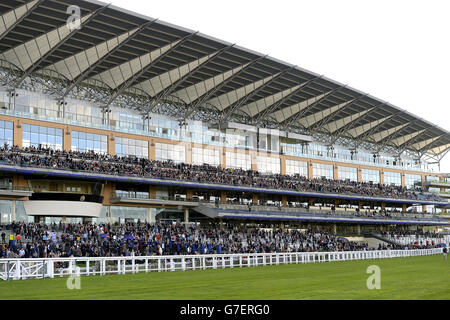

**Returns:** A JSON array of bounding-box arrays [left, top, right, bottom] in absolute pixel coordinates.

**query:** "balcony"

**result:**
[[110, 192, 200, 207], [195, 203, 449, 226], [0, 185, 33, 198]]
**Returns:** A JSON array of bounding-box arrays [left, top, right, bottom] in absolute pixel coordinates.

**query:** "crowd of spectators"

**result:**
[[380, 229, 444, 239], [0, 144, 442, 202], [1, 221, 376, 259]]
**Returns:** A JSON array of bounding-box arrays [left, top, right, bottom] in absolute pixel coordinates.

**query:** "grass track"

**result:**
[[0, 255, 449, 300]]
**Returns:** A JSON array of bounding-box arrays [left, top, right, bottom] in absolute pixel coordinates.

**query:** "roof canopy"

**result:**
[[0, 0, 449, 159]]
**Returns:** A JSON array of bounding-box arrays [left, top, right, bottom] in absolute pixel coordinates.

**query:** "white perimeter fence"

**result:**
[[0, 248, 443, 281]]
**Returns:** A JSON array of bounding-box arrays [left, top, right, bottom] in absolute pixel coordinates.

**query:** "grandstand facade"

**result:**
[[0, 0, 449, 235]]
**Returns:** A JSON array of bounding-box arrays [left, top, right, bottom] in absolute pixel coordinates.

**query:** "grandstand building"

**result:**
[[0, 0, 449, 235]]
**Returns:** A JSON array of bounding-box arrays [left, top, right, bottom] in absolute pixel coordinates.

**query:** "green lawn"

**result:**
[[0, 255, 449, 300]]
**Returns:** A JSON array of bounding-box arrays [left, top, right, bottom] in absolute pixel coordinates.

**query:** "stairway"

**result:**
[[365, 233, 400, 246], [192, 204, 220, 219]]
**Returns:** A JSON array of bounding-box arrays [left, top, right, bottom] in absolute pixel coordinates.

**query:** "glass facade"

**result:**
[[0, 120, 13, 147], [22, 123, 63, 150], [285, 159, 308, 177], [155, 143, 185, 163], [116, 190, 150, 199], [0, 200, 12, 224], [71, 131, 108, 154], [405, 174, 422, 189], [116, 137, 149, 158], [338, 166, 357, 181], [313, 163, 334, 179], [192, 147, 220, 166], [226, 152, 251, 170], [384, 171, 401, 186], [257, 156, 281, 174], [110, 206, 148, 223], [361, 169, 380, 183], [0, 86, 436, 173]]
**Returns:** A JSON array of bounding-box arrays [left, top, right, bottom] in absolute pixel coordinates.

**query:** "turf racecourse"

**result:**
[[0, 255, 448, 300]]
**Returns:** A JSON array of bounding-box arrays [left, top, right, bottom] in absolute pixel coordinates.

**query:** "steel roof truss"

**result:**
[[148, 43, 234, 112], [105, 31, 200, 108], [14, 4, 110, 87], [0, 0, 45, 43], [60, 20, 159, 99], [182, 55, 266, 120]]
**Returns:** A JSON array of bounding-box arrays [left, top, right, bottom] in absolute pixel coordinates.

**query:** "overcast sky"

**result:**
[[111, 0, 450, 172]]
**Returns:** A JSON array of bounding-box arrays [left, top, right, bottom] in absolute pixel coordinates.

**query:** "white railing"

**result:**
[[0, 248, 443, 281]]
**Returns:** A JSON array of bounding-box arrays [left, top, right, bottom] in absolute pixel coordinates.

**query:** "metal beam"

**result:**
[[352, 111, 402, 142], [332, 102, 387, 137], [182, 55, 267, 120], [407, 133, 443, 153], [147, 43, 234, 113], [281, 85, 346, 130], [307, 93, 368, 132], [61, 19, 159, 99], [0, 0, 45, 43], [14, 4, 110, 86], [376, 119, 423, 146], [252, 75, 324, 124], [396, 126, 434, 150], [219, 65, 298, 122], [426, 144, 450, 157], [105, 31, 200, 108]]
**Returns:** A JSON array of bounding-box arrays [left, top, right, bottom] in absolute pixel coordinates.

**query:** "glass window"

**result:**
[[285, 159, 308, 177], [226, 152, 251, 170], [426, 176, 440, 182], [338, 166, 357, 181], [110, 206, 149, 223], [384, 171, 401, 186], [155, 143, 185, 163], [313, 163, 333, 179], [115, 137, 148, 158], [71, 131, 107, 154], [0, 200, 12, 223], [361, 169, 380, 183], [257, 156, 281, 174], [405, 174, 422, 189], [0, 120, 13, 147], [22, 124, 63, 150], [192, 147, 220, 166]]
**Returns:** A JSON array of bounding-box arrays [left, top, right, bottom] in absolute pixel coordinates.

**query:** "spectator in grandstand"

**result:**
[[0, 144, 442, 203], [0, 221, 380, 258]]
